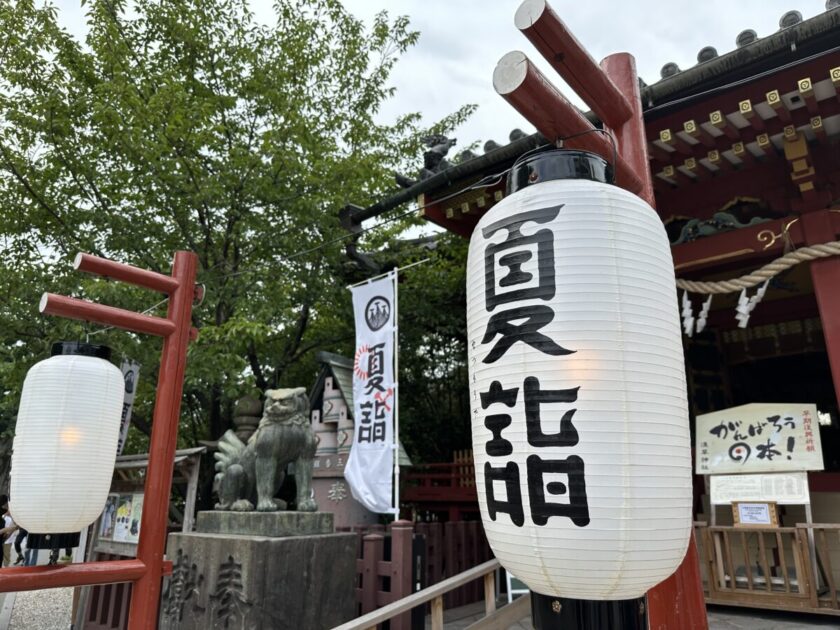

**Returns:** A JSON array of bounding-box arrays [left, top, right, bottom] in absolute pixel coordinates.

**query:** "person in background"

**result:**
[[1, 497, 19, 567], [14, 527, 28, 565]]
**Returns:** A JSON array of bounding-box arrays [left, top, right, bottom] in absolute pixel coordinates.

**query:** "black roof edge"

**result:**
[[340, 133, 548, 229], [342, 9, 840, 228], [641, 8, 840, 114]]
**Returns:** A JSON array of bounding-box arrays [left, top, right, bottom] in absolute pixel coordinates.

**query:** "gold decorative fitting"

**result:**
[[798, 77, 813, 95], [710, 111, 724, 126], [811, 116, 823, 130], [685, 157, 697, 170], [659, 129, 673, 143], [739, 100, 753, 115], [732, 142, 745, 154], [684, 120, 697, 135], [757, 134, 770, 147], [493, 190, 503, 202], [708, 150, 720, 162], [832, 67, 840, 83], [766, 90, 781, 106], [783, 125, 797, 140], [757, 229, 778, 250]]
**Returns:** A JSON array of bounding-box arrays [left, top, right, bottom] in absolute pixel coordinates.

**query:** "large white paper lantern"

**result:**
[[467, 151, 692, 601], [10, 343, 124, 533]]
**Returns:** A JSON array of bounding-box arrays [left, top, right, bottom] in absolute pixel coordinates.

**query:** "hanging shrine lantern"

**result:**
[[10, 341, 124, 534], [466, 149, 692, 601]]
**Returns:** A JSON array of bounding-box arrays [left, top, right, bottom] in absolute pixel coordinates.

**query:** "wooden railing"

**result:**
[[332, 559, 502, 630], [694, 522, 840, 615], [415, 521, 493, 608], [798, 523, 840, 611]]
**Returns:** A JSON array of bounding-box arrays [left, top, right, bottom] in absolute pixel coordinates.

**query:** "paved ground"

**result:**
[[425, 600, 840, 629], [2, 590, 839, 629], [0, 588, 72, 630]]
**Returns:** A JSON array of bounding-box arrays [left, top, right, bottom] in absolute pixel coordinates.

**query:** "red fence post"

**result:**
[[361, 533, 383, 617], [389, 520, 414, 630]]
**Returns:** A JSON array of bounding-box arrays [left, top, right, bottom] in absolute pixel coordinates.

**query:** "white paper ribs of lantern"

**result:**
[[467, 173, 692, 601], [10, 347, 124, 533]]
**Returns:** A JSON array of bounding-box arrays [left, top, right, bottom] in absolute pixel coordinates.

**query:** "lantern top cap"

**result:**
[[508, 148, 614, 194], [50, 341, 112, 360]]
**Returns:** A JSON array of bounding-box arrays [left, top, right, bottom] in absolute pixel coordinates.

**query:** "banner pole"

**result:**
[[392, 268, 400, 517]]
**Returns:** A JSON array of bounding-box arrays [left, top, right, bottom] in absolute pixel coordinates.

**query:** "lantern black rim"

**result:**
[[50, 341, 112, 360], [507, 149, 614, 194]]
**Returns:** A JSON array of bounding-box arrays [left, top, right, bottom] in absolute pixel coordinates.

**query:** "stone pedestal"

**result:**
[[160, 512, 356, 630]]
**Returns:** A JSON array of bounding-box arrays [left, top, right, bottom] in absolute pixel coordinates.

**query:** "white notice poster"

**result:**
[[710, 472, 810, 505], [344, 272, 396, 514]]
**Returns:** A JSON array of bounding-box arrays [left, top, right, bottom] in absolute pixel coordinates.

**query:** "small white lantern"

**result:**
[[467, 150, 692, 601], [10, 342, 124, 533]]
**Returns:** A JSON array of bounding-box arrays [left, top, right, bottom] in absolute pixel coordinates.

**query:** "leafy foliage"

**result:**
[[0, 0, 474, 482]]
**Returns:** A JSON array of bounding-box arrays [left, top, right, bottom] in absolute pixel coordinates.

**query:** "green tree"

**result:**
[[0, 0, 473, 499]]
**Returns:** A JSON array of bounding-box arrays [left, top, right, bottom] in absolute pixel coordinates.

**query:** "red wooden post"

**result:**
[[0, 251, 197, 630], [601, 52, 709, 630], [801, 210, 840, 408], [128, 251, 197, 629]]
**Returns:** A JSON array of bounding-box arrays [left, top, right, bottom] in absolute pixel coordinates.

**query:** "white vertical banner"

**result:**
[[117, 360, 141, 456], [344, 271, 396, 514]]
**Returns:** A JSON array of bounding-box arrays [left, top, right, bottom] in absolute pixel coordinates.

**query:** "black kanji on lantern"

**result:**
[[527, 454, 590, 527], [480, 205, 573, 364], [482, 205, 561, 311], [481, 381, 518, 456], [524, 376, 580, 447], [485, 461, 525, 527]]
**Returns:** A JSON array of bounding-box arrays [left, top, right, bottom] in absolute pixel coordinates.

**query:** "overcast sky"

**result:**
[[56, 0, 829, 153]]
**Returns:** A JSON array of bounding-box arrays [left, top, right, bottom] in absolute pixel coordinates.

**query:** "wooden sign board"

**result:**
[[732, 501, 779, 527], [696, 403, 824, 474]]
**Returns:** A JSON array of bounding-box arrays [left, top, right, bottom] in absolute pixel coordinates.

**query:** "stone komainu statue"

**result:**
[[214, 387, 318, 512]]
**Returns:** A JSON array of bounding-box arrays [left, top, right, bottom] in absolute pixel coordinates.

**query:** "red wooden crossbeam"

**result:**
[[493, 51, 644, 194], [514, 0, 632, 129], [40, 294, 176, 337], [74, 253, 179, 294], [0, 559, 147, 592], [0, 251, 198, 630]]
